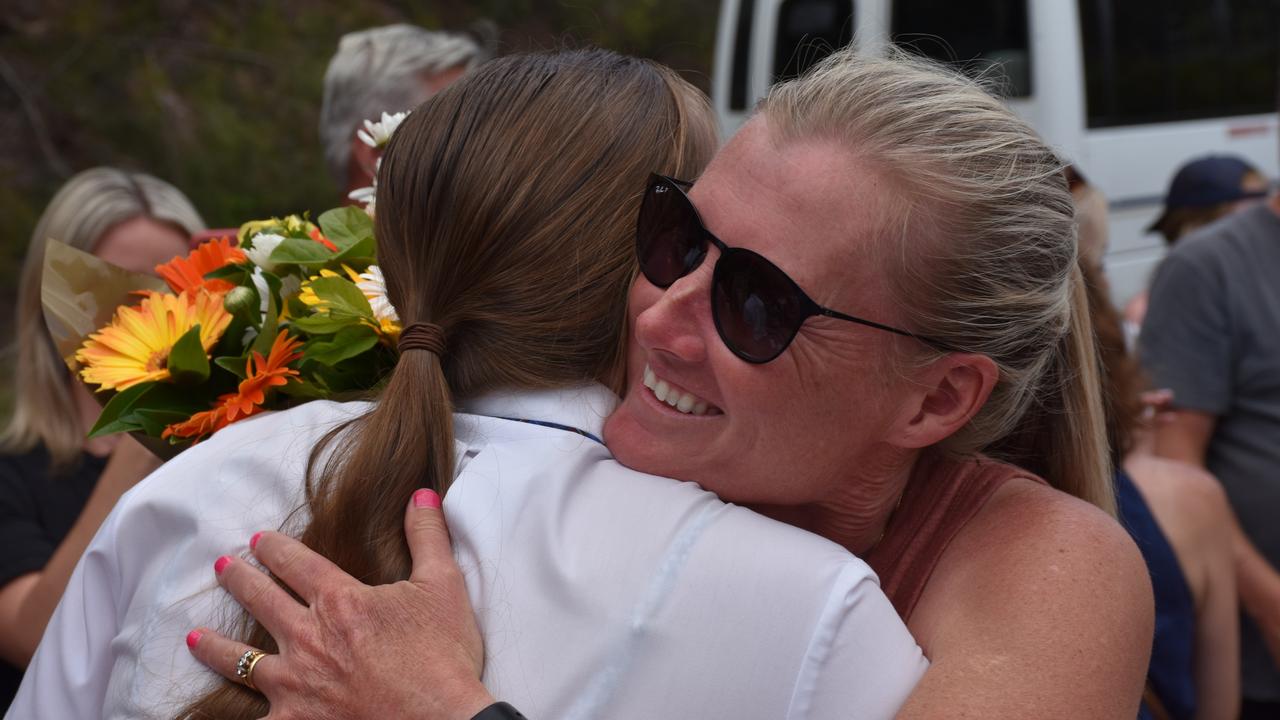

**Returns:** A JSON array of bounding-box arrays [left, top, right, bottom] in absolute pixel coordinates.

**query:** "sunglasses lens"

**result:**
[[713, 250, 809, 363], [637, 179, 707, 287]]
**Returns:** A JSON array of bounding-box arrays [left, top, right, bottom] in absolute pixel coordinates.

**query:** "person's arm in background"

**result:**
[[1153, 411, 1280, 674], [0, 436, 159, 667]]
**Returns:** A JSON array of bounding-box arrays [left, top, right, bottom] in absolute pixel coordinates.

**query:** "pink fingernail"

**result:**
[[413, 489, 441, 509], [214, 556, 232, 575], [250, 531, 263, 550], [186, 630, 203, 649]]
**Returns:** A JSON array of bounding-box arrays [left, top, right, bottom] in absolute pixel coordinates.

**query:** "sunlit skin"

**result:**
[[604, 118, 991, 554]]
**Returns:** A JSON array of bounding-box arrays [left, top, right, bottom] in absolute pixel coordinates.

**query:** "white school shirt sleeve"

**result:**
[[7, 500, 127, 719], [795, 563, 928, 719]]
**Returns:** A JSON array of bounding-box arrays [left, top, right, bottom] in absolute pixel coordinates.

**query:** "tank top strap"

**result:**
[[865, 452, 1033, 622]]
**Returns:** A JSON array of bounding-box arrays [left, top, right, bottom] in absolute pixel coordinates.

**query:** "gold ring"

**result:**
[[235, 648, 268, 690]]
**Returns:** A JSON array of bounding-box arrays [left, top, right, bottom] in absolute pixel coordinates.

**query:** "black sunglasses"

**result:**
[[636, 174, 952, 363]]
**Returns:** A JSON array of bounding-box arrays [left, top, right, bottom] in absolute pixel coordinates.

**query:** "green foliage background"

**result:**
[[0, 0, 719, 418]]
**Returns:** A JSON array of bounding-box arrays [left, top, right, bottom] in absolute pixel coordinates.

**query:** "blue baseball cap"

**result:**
[[1148, 155, 1268, 232]]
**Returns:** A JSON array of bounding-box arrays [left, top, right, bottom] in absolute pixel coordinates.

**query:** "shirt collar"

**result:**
[[458, 383, 620, 442]]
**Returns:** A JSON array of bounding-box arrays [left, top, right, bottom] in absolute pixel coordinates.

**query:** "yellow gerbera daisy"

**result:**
[[76, 290, 233, 392]]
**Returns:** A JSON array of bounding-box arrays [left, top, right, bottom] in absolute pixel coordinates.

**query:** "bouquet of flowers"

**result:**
[[41, 111, 408, 455], [44, 207, 399, 453]]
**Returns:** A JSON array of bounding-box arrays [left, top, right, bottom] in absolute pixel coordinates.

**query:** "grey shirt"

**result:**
[[1140, 202, 1280, 699]]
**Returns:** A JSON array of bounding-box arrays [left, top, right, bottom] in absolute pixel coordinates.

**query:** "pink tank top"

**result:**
[[864, 453, 1037, 622]]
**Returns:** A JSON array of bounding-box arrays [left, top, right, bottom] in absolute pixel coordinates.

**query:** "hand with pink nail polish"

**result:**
[[186, 489, 491, 720]]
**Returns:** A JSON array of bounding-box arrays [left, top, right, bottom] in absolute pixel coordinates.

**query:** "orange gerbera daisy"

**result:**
[[156, 236, 246, 293], [162, 330, 304, 441], [76, 290, 232, 391]]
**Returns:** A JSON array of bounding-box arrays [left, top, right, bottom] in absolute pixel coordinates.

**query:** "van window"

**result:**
[[773, 0, 855, 84], [891, 0, 1031, 98], [730, 0, 759, 111], [1080, 1, 1280, 128]]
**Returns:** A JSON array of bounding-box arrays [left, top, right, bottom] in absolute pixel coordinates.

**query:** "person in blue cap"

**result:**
[[1149, 154, 1269, 246], [1142, 145, 1280, 717]]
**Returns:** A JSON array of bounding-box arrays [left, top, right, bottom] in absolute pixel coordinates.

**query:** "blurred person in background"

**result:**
[[1140, 137, 1280, 718], [1075, 170, 1239, 720], [0, 168, 205, 711], [320, 24, 486, 202], [1125, 155, 1269, 329]]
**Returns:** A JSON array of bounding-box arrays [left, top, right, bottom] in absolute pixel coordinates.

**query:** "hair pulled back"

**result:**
[[179, 48, 716, 718], [763, 49, 1112, 514]]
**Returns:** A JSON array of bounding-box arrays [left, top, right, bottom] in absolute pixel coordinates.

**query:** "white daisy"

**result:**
[[356, 111, 409, 149], [243, 232, 286, 272], [251, 266, 271, 318], [356, 265, 400, 325], [348, 185, 376, 205]]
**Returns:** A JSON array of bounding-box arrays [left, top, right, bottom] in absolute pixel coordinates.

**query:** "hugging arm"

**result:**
[[187, 490, 506, 720]]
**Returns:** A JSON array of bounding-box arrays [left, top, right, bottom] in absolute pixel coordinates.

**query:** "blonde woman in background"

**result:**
[[0, 168, 203, 711]]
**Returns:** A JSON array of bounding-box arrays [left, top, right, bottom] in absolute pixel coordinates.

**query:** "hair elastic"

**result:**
[[398, 322, 446, 356]]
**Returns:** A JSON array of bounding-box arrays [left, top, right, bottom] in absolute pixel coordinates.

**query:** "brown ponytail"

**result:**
[[178, 49, 717, 718]]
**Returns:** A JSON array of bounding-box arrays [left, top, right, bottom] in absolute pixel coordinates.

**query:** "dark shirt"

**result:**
[[0, 444, 105, 712], [1116, 469, 1196, 720]]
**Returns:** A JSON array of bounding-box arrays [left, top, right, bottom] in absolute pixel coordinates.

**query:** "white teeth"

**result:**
[[641, 364, 716, 416]]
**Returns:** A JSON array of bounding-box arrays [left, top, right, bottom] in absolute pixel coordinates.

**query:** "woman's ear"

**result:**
[[894, 353, 999, 449]]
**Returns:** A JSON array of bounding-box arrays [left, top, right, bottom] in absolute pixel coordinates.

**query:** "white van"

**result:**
[[712, 0, 1279, 307]]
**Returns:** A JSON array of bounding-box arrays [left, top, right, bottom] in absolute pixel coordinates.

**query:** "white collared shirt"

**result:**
[[9, 385, 926, 719]]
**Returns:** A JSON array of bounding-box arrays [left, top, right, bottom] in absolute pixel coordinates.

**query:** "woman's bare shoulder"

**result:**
[[902, 477, 1153, 719], [947, 476, 1148, 595]]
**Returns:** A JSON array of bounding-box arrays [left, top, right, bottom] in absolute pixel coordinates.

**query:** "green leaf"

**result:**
[[204, 263, 250, 282], [214, 355, 249, 379], [86, 382, 212, 439], [133, 408, 195, 437], [277, 379, 326, 399], [251, 292, 281, 357], [288, 314, 357, 335], [87, 382, 156, 438], [305, 276, 374, 323], [303, 324, 379, 366], [167, 325, 211, 384], [318, 206, 374, 252], [334, 237, 376, 264], [269, 237, 333, 267]]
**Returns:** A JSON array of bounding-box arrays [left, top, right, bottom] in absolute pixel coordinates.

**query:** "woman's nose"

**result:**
[[633, 264, 713, 365]]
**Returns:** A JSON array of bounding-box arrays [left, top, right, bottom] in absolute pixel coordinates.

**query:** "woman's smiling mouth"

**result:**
[[642, 364, 722, 416]]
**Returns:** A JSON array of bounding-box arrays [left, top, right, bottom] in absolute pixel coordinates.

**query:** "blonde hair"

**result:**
[[2, 168, 205, 468], [763, 49, 1113, 514]]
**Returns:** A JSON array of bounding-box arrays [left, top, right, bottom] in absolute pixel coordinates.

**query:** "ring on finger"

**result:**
[[235, 648, 269, 690]]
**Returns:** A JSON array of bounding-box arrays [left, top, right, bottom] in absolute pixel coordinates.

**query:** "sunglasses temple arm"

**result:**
[[818, 309, 955, 353]]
